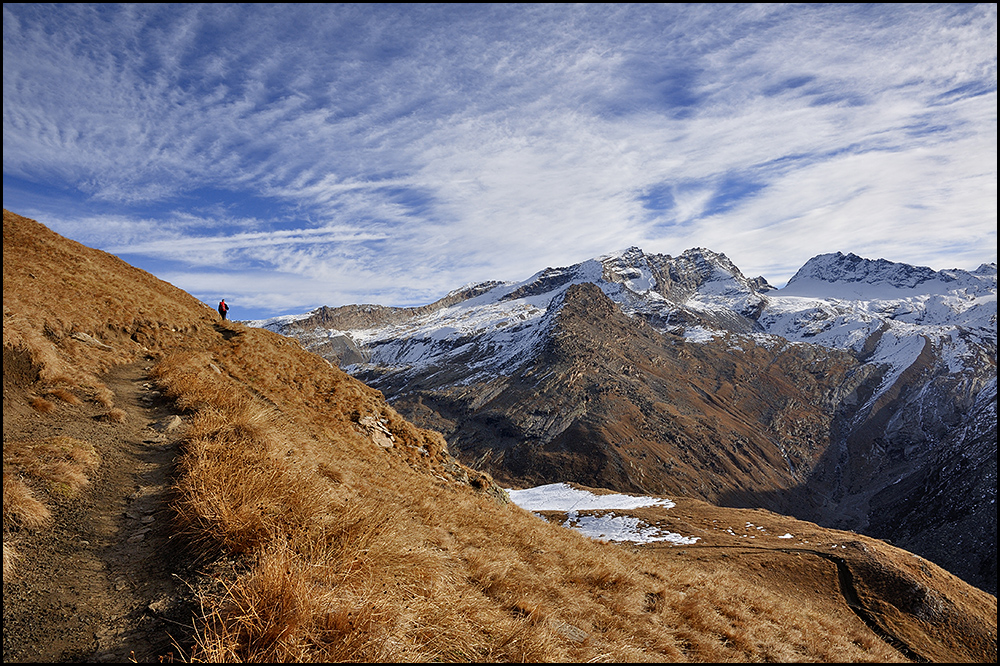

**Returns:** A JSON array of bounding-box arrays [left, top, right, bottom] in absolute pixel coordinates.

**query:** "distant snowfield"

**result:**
[[506, 482, 700, 545]]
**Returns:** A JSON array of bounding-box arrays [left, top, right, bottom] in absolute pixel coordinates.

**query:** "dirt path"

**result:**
[[3, 361, 198, 663], [793, 547, 927, 663]]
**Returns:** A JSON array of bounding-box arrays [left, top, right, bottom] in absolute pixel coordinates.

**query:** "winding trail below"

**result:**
[[684, 544, 928, 663]]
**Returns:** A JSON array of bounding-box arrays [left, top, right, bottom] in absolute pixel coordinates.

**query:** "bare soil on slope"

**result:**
[[3, 359, 199, 663]]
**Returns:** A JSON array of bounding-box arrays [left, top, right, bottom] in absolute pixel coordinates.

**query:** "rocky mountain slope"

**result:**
[[255, 247, 997, 595]]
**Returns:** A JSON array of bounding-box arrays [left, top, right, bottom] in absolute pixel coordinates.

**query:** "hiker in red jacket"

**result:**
[[218, 299, 229, 320]]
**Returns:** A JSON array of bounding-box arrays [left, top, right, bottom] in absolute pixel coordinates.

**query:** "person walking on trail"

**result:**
[[218, 299, 230, 320]]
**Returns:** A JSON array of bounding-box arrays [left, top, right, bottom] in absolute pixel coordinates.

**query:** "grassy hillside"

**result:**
[[3, 209, 996, 662]]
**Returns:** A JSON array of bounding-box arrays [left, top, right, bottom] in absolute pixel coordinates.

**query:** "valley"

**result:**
[[257, 246, 997, 597]]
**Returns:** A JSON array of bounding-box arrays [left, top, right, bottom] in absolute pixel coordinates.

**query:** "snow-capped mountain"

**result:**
[[762, 252, 995, 367], [254, 247, 772, 382], [757, 253, 995, 444], [255, 248, 994, 399], [251, 248, 997, 595]]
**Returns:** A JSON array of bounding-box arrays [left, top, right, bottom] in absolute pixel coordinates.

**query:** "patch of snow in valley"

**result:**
[[507, 483, 699, 545], [507, 483, 675, 511], [563, 511, 699, 545]]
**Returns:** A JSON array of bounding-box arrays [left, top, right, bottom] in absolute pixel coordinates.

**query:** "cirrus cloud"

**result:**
[[4, 3, 996, 320]]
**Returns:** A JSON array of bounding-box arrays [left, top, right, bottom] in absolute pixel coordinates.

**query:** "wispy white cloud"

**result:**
[[3, 4, 995, 318], [108, 226, 389, 258]]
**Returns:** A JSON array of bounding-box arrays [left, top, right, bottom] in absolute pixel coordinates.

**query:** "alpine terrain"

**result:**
[[256, 247, 998, 597], [5, 209, 997, 663]]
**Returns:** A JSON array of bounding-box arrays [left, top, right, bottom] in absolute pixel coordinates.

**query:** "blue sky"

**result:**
[[3, 4, 996, 321]]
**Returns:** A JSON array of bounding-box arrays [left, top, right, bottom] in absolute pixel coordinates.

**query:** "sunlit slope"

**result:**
[[3, 209, 223, 393], [3, 209, 995, 662]]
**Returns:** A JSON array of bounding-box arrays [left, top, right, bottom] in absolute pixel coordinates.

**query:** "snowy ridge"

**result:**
[[600, 246, 765, 327], [758, 255, 996, 409], [340, 260, 607, 383], [253, 248, 996, 401], [783, 252, 996, 296], [339, 246, 772, 383], [243, 311, 314, 332]]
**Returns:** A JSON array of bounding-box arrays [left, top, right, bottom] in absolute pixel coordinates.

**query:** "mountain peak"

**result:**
[[973, 262, 998, 277], [783, 252, 953, 296], [677, 246, 730, 262], [600, 246, 748, 289]]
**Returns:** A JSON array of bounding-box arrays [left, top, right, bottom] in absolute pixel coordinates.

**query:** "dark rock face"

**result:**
[[368, 283, 871, 512], [864, 380, 997, 596]]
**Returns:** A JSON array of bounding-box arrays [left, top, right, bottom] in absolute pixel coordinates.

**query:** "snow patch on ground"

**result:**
[[563, 511, 700, 545], [506, 483, 699, 545], [683, 326, 723, 343]]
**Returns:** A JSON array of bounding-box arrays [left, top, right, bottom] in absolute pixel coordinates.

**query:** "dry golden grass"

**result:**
[[146, 340, 914, 663], [3, 436, 99, 499], [97, 407, 128, 423], [4, 209, 224, 408], [44, 387, 83, 405], [2, 436, 99, 574], [2, 473, 52, 530], [3, 542, 17, 577], [29, 395, 56, 413], [3, 208, 220, 579]]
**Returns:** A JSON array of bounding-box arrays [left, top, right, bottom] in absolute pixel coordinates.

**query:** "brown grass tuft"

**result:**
[[316, 463, 343, 484], [3, 436, 99, 497], [29, 396, 56, 413], [44, 387, 82, 405], [2, 473, 52, 529], [172, 391, 334, 556], [3, 541, 19, 578], [97, 407, 128, 423], [93, 386, 116, 408]]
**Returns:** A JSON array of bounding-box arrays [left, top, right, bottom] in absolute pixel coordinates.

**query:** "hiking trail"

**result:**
[[3, 361, 198, 662]]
